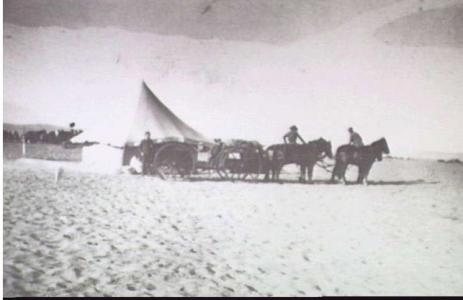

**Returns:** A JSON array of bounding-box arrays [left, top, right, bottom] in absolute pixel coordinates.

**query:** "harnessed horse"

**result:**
[[264, 138, 333, 183], [331, 137, 390, 185]]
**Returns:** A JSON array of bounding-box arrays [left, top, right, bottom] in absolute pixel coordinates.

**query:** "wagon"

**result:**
[[131, 138, 266, 181], [212, 140, 265, 181]]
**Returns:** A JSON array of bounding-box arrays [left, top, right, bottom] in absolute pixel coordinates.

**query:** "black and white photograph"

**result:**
[[2, 0, 463, 297]]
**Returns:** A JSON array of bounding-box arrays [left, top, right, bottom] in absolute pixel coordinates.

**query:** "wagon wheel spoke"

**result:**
[[236, 161, 248, 180], [157, 160, 180, 180], [153, 143, 195, 181], [217, 151, 245, 181], [216, 162, 234, 180], [174, 150, 193, 177], [216, 152, 236, 180]]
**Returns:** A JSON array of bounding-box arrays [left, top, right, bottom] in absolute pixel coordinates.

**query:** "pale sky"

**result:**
[[3, 0, 463, 156]]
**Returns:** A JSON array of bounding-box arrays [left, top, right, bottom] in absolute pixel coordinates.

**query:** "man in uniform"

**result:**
[[348, 127, 364, 147], [283, 125, 305, 144], [140, 131, 155, 175]]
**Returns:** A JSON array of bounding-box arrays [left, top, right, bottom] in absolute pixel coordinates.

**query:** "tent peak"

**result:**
[[72, 81, 211, 146], [126, 81, 210, 145]]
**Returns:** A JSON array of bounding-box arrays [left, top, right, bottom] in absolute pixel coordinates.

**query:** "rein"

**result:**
[[316, 160, 334, 173], [316, 152, 334, 174], [315, 144, 334, 173]]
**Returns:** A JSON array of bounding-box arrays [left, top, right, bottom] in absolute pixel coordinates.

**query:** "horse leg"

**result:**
[[269, 161, 277, 182], [263, 163, 270, 182], [272, 163, 277, 182], [363, 174, 369, 186], [307, 163, 314, 184], [340, 164, 348, 185], [276, 164, 283, 183], [361, 163, 373, 185], [271, 161, 278, 182], [357, 166, 364, 185], [330, 162, 339, 183], [299, 165, 306, 183]]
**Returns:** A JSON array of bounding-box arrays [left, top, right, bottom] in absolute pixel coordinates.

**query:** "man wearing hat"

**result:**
[[348, 127, 364, 147], [209, 138, 225, 165], [283, 125, 305, 144], [140, 131, 155, 175]]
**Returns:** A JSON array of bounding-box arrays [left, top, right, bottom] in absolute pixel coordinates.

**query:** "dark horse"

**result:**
[[331, 137, 390, 185], [264, 138, 333, 183]]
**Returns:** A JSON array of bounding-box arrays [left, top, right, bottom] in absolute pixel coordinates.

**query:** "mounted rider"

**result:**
[[282, 125, 305, 160], [283, 125, 305, 145], [348, 127, 364, 147]]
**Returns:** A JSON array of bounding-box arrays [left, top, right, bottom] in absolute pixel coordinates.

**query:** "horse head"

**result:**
[[371, 137, 390, 161], [376, 152, 383, 161], [314, 137, 333, 159], [321, 138, 333, 159], [381, 137, 390, 155]]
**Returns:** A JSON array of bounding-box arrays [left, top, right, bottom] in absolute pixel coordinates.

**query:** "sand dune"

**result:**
[[3, 158, 463, 296]]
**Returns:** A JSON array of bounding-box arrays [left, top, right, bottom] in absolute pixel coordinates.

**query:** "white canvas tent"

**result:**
[[126, 81, 209, 145], [72, 81, 210, 173], [72, 81, 210, 146]]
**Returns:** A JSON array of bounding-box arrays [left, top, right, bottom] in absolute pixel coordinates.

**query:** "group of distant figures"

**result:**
[[133, 126, 390, 185], [3, 129, 82, 144]]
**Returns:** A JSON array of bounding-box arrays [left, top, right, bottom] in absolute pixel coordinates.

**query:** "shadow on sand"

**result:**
[[365, 179, 439, 186], [184, 177, 439, 186]]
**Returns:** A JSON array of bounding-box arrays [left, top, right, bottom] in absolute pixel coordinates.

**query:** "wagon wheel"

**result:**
[[215, 148, 248, 181], [153, 143, 196, 181]]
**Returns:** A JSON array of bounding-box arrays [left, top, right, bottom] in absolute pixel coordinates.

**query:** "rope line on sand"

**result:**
[[316, 161, 334, 173], [317, 161, 354, 175]]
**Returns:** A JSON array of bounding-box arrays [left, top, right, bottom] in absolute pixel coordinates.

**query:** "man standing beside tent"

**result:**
[[140, 131, 155, 175]]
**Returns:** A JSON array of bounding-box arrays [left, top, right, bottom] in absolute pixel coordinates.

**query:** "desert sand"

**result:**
[[3, 158, 463, 296]]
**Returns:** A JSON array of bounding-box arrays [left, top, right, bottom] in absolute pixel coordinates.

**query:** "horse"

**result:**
[[330, 137, 390, 185], [264, 138, 333, 183]]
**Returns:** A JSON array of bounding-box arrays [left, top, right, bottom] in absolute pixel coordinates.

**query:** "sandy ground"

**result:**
[[3, 158, 463, 296]]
